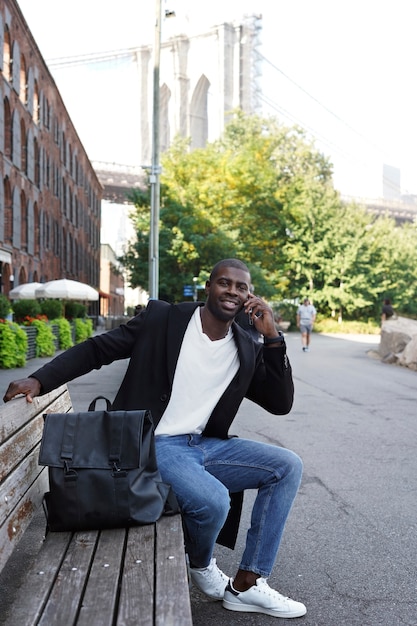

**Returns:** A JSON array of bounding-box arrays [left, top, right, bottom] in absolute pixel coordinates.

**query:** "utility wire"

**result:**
[[259, 52, 385, 155], [46, 44, 404, 196]]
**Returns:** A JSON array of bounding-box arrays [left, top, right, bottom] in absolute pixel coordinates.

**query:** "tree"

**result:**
[[119, 110, 417, 319], [120, 112, 333, 301]]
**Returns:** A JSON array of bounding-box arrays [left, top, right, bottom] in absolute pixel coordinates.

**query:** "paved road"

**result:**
[[1, 331, 416, 625]]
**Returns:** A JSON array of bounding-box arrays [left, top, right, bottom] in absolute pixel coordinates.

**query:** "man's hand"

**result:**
[[3, 377, 42, 403], [243, 295, 277, 338]]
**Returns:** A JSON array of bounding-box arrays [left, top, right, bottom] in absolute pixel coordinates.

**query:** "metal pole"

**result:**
[[149, 0, 161, 299]]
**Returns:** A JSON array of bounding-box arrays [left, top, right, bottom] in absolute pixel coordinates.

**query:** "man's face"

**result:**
[[205, 266, 251, 322]]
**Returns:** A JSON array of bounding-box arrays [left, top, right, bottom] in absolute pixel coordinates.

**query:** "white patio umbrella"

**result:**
[[9, 282, 43, 300], [35, 279, 99, 301]]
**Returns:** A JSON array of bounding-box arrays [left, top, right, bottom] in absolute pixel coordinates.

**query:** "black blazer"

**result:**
[[33, 300, 294, 546]]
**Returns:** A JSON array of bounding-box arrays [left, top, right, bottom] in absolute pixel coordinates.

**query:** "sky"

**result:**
[[16, 0, 417, 202]]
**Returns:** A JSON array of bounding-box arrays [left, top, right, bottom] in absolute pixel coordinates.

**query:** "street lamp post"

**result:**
[[148, 0, 162, 300]]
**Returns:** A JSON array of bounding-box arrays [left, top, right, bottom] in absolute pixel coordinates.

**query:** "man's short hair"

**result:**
[[209, 259, 250, 281]]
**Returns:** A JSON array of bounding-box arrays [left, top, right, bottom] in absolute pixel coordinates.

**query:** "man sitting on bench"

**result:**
[[4, 259, 306, 620]]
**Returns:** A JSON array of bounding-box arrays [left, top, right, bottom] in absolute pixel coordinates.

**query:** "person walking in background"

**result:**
[[296, 298, 316, 352]]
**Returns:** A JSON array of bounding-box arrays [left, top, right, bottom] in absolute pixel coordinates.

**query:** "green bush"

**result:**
[[314, 317, 380, 334], [41, 300, 63, 320], [51, 317, 74, 350], [0, 294, 12, 320], [30, 319, 56, 357], [65, 302, 87, 319], [0, 321, 28, 368], [12, 299, 42, 323], [74, 318, 93, 344]]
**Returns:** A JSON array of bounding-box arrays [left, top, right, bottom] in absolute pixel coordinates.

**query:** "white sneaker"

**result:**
[[223, 577, 306, 618], [189, 558, 229, 599]]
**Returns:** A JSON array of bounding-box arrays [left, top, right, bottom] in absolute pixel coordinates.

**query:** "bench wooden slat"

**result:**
[[0, 470, 48, 570], [0, 443, 44, 519], [2, 531, 73, 626], [155, 515, 192, 626], [117, 524, 156, 626], [0, 414, 45, 482], [76, 528, 126, 626], [37, 531, 99, 626], [0, 385, 72, 443]]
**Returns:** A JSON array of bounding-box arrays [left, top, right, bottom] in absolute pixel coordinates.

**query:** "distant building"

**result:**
[[0, 0, 102, 314], [383, 164, 401, 201], [99, 243, 124, 317]]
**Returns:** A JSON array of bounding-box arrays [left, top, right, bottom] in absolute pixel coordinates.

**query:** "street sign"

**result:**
[[183, 285, 194, 296]]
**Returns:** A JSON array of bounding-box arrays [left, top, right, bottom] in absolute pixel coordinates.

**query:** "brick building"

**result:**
[[0, 0, 102, 309]]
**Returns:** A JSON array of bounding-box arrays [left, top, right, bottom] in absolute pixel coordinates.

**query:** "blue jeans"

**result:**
[[155, 434, 303, 577]]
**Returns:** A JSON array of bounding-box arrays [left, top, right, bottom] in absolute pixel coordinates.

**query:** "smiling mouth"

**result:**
[[221, 299, 240, 310]]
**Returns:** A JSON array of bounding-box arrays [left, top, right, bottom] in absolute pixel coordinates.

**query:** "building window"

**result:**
[[34, 202, 40, 257], [34, 138, 40, 187], [3, 26, 12, 82], [4, 177, 13, 244], [4, 97, 12, 159], [20, 119, 27, 173], [33, 80, 40, 124], [21, 191, 28, 251], [20, 54, 28, 104]]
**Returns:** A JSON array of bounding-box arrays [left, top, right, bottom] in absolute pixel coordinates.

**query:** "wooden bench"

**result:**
[[0, 385, 193, 625]]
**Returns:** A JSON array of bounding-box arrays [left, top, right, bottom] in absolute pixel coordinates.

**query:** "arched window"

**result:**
[[63, 178, 67, 216], [34, 138, 40, 187], [68, 144, 73, 175], [44, 99, 50, 129], [20, 119, 27, 173], [3, 97, 12, 158], [69, 188, 73, 223], [20, 191, 28, 250], [19, 53, 28, 104], [34, 202, 40, 257], [3, 177, 13, 244], [33, 80, 40, 124], [62, 227, 67, 267], [3, 26, 12, 82], [18, 267, 27, 284], [45, 154, 50, 188]]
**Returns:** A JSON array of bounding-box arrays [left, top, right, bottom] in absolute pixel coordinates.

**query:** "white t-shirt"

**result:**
[[154, 308, 240, 436]]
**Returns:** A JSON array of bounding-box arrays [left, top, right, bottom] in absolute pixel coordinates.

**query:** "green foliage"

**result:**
[[74, 318, 93, 344], [65, 302, 87, 319], [0, 295, 12, 319], [29, 319, 56, 357], [12, 299, 42, 323], [41, 299, 63, 320], [314, 318, 380, 335], [51, 317, 74, 350], [0, 321, 28, 368], [118, 110, 417, 319]]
